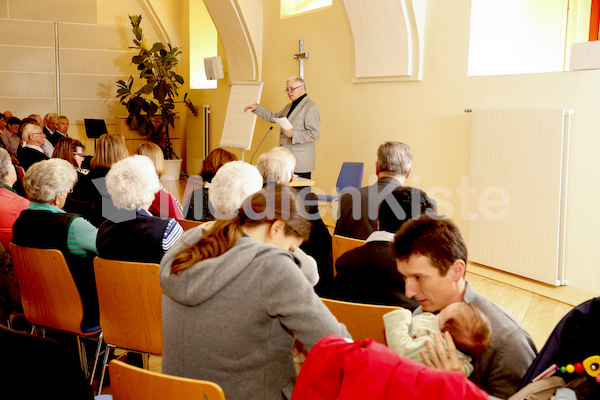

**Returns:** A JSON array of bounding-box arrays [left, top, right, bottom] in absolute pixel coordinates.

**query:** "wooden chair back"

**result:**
[[15, 166, 29, 199], [93, 258, 163, 355], [10, 243, 88, 335], [321, 297, 401, 344], [109, 360, 226, 400], [176, 218, 204, 231], [331, 234, 365, 275]]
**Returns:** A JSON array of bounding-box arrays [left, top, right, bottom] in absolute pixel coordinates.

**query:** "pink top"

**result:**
[[149, 189, 183, 219], [0, 187, 30, 249]]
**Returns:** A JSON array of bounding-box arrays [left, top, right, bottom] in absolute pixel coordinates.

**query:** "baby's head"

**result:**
[[437, 302, 491, 357]]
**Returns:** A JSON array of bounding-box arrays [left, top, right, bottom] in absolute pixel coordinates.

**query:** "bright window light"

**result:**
[[468, 0, 568, 76], [281, 0, 332, 18], [190, 0, 218, 89]]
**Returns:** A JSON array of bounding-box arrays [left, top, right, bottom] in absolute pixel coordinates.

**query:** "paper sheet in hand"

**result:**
[[274, 117, 293, 130]]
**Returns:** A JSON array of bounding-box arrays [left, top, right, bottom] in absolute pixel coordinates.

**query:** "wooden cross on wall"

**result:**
[[293, 39, 309, 78]]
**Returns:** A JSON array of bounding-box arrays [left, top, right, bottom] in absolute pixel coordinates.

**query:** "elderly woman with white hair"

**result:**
[[96, 155, 183, 263], [205, 160, 319, 286], [12, 158, 100, 328]]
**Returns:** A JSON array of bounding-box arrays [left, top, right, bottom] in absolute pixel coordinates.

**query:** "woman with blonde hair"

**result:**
[[135, 142, 183, 219], [160, 184, 349, 400], [66, 133, 130, 226]]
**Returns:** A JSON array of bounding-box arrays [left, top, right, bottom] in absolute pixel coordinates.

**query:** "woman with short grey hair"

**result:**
[[97, 155, 183, 263], [12, 158, 100, 328]]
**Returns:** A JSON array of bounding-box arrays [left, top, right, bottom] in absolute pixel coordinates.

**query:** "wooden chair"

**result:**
[[109, 359, 226, 400], [15, 165, 30, 200], [92, 257, 163, 394], [9, 243, 103, 378], [321, 297, 401, 345], [176, 218, 204, 231], [331, 234, 365, 275]]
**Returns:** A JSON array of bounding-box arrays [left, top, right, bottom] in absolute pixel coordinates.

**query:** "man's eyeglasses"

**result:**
[[283, 85, 303, 94], [73, 152, 84, 157]]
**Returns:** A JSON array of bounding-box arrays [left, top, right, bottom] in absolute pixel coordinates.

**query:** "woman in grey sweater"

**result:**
[[160, 184, 350, 400]]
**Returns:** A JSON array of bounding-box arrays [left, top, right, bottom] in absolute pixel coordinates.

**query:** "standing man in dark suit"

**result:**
[[335, 141, 414, 240], [327, 186, 434, 308], [244, 76, 320, 179]]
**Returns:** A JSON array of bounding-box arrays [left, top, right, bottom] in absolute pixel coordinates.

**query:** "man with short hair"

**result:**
[[328, 186, 434, 308], [393, 216, 537, 399], [29, 114, 54, 157], [42, 112, 58, 139], [17, 121, 49, 171], [245, 76, 320, 179], [48, 115, 69, 146], [335, 141, 414, 240]]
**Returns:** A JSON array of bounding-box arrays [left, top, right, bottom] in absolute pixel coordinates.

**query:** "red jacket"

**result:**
[[292, 334, 489, 400]]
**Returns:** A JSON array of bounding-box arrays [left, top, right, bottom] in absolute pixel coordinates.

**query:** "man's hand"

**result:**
[[282, 128, 293, 138], [244, 103, 258, 112], [421, 331, 466, 376]]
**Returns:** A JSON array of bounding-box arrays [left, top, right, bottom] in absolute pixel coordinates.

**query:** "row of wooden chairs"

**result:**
[[9, 228, 398, 397]]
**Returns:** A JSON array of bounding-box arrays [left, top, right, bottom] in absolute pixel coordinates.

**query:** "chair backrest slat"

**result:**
[[176, 218, 204, 231], [10, 243, 86, 334], [331, 234, 365, 274], [109, 360, 226, 400], [93, 257, 163, 355], [321, 297, 400, 345]]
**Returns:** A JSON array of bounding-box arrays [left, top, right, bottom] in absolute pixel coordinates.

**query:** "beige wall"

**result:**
[[0, 0, 181, 153], [190, 0, 600, 295]]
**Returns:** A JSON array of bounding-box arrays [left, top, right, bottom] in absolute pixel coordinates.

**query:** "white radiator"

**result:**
[[468, 109, 572, 286]]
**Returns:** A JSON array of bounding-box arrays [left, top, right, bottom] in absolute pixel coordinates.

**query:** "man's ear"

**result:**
[[375, 162, 380, 175], [449, 259, 466, 281], [405, 167, 412, 179]]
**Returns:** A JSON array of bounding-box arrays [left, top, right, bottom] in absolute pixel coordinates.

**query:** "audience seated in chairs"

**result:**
[[257, 146, 333, 294], [325, 186, 433, 308], [184, 147, 237, 222], [11, 158, 100, 328], [67, 133, 129, 227], [135, 142, 184, 219], [160, 184, 350, 400], [96, 155, 183, 264]]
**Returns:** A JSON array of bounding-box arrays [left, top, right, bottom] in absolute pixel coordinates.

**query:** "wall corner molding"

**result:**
[[342, 0, 426, 82]]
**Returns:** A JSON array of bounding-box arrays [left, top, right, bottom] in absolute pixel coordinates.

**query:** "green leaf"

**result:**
[[173, 74, 184, 84], [150, 42, 165, 53], [133, 26, 143, 41]]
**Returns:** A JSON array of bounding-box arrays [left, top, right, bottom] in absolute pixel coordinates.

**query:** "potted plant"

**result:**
[[116, 15, 197, 160]]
